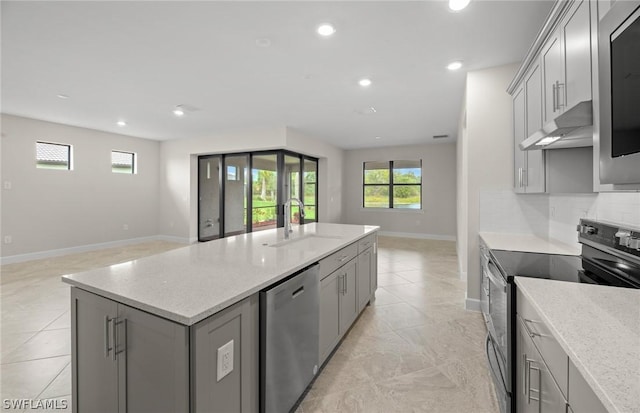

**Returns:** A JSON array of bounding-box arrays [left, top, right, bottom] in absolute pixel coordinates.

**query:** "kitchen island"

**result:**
[[62, 223, 379, 412]]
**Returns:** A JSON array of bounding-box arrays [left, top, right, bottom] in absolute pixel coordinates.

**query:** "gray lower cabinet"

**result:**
[[72, 288, 119, 413], [357, 248, 372, 312], [192, 294, 258, 413], [567, 359, 607, 413], [319, 258, 357, 366], [72, 287, 257, 413], [516, 316, 567, 413]]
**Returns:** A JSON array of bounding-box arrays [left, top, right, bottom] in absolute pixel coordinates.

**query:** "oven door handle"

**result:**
[[485, 334, 508, 391], [486, 261, 507, 293]]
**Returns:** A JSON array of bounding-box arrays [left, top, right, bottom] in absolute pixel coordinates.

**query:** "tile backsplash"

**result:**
[[480, 190, 640, 248]]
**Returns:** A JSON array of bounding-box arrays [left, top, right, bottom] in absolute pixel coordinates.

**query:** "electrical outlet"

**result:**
[[216, 340, 234, 382], [4, 235, 12, 244], [3, 181, 11, 190]]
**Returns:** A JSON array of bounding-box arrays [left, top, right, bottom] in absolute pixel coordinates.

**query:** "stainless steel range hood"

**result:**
[[519, 100, 593, 151]]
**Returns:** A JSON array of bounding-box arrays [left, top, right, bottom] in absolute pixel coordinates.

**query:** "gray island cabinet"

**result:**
[[64, 223, 378, 413], [71, 287, 257, 413]]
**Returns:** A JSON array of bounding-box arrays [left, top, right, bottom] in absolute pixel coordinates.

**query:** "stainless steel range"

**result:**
[[481, 219, 640, 413]]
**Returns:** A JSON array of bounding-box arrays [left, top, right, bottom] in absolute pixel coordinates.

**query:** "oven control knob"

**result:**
[[615, 230, 632, 247], [629, 237, 640, 250], [578, 225, 598, 235]]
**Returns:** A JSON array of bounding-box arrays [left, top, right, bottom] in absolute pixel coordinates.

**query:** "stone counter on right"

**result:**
[[515, 276, 640, 413]]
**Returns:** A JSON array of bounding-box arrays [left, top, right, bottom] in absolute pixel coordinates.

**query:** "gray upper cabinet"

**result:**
[[510, 0, 595, 194], [513, 72, 545, 194], [71, 288, 189, 413], [562, 0, 592, 109], [542, 30, 565, 123], [524, 62, 545, 193], [513, 85, 527, 194], [544, 0, 592, 121]]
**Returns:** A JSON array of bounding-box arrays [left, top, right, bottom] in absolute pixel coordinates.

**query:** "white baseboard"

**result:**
[[1, 235, 190, 265], [459, 270, 467, 282], [378, 231, 456, 242], [465, 298, 481, 312], [157, 235, 192, 245]]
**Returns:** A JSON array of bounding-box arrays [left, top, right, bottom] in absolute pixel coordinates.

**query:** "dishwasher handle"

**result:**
[[292, 285, 305, 299]]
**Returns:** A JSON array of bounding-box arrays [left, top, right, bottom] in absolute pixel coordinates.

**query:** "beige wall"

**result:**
[[342, 143, 456, 239], [457, 64, 518, 308], [158, 126, 344, 242], [1, 114, 161, 260]]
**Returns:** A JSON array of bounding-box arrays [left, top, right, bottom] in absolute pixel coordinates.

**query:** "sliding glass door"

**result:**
[[198, 150, 318, 241], [198, 156, 221, 241], [223, 154, 249, 237], [251, 154, 279, 232]]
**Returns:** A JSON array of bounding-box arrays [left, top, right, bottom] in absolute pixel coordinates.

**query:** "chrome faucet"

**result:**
[[284, 198, 305, 239]]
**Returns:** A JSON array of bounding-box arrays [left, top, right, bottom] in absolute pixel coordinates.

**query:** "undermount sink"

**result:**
[[267, 234, 343, 250]]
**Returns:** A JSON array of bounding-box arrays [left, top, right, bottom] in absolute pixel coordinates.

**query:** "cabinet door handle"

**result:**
[[111, 317, 118, 361], [343, 273, 347, 294], [556, 81, 565, 109], [552, 83, 558, 112], [104, 316, 113, 358], [338, 255, 349, 263], [114, 318, 127, 360], [523, 353, 528, 396], [528, 361, 542, 412], [523, 318, 546, 338], [518, 168, 522, 188]]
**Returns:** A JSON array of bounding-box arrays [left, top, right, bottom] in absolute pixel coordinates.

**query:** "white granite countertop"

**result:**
[[515, 277, 640, 413], [479, 232, 581, 255], [63, 223, 378, 325]]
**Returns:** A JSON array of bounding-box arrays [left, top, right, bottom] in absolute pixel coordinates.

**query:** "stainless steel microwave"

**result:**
[[599, 0, 640, 185]]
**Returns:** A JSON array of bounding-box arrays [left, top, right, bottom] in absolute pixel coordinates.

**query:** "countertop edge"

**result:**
[[514, 277, 620, 413], [479, 232, 581, 256], [62, 226, 379, 326]]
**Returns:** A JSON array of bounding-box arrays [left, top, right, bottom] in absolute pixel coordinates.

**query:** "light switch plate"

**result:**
[[217, 339, 234, 382]]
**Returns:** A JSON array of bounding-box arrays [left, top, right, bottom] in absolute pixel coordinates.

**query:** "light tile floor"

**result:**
[[0, 237, 497, 413]]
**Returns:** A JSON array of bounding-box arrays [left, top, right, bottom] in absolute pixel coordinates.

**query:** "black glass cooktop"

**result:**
[[490, 249, 640, 288], [490, 250, 584, 283]]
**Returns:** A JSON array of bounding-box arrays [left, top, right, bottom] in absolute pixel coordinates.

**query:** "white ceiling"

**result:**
[[1, 1, 553, 149]]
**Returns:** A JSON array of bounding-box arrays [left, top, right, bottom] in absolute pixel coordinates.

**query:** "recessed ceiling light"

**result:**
[[447, 61, 463, 71], [117, 120, 127, 127], [375, 136, 382, 140], [57, 94, 69, 99], [173, 106, 185, 117], [449, 0, 471, 11], [358, 78, 372, 87], [255, 38, 271, 48], [317, 24, 336, 37]]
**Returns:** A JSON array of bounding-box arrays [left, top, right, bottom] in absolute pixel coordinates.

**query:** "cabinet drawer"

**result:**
[[517, 289, 568, 398], [319, 243, 358, 280], [357, 234, 376, 254]]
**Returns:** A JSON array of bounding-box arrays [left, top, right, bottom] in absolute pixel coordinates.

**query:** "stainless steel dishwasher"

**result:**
[[260, 264, 319, 413]]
